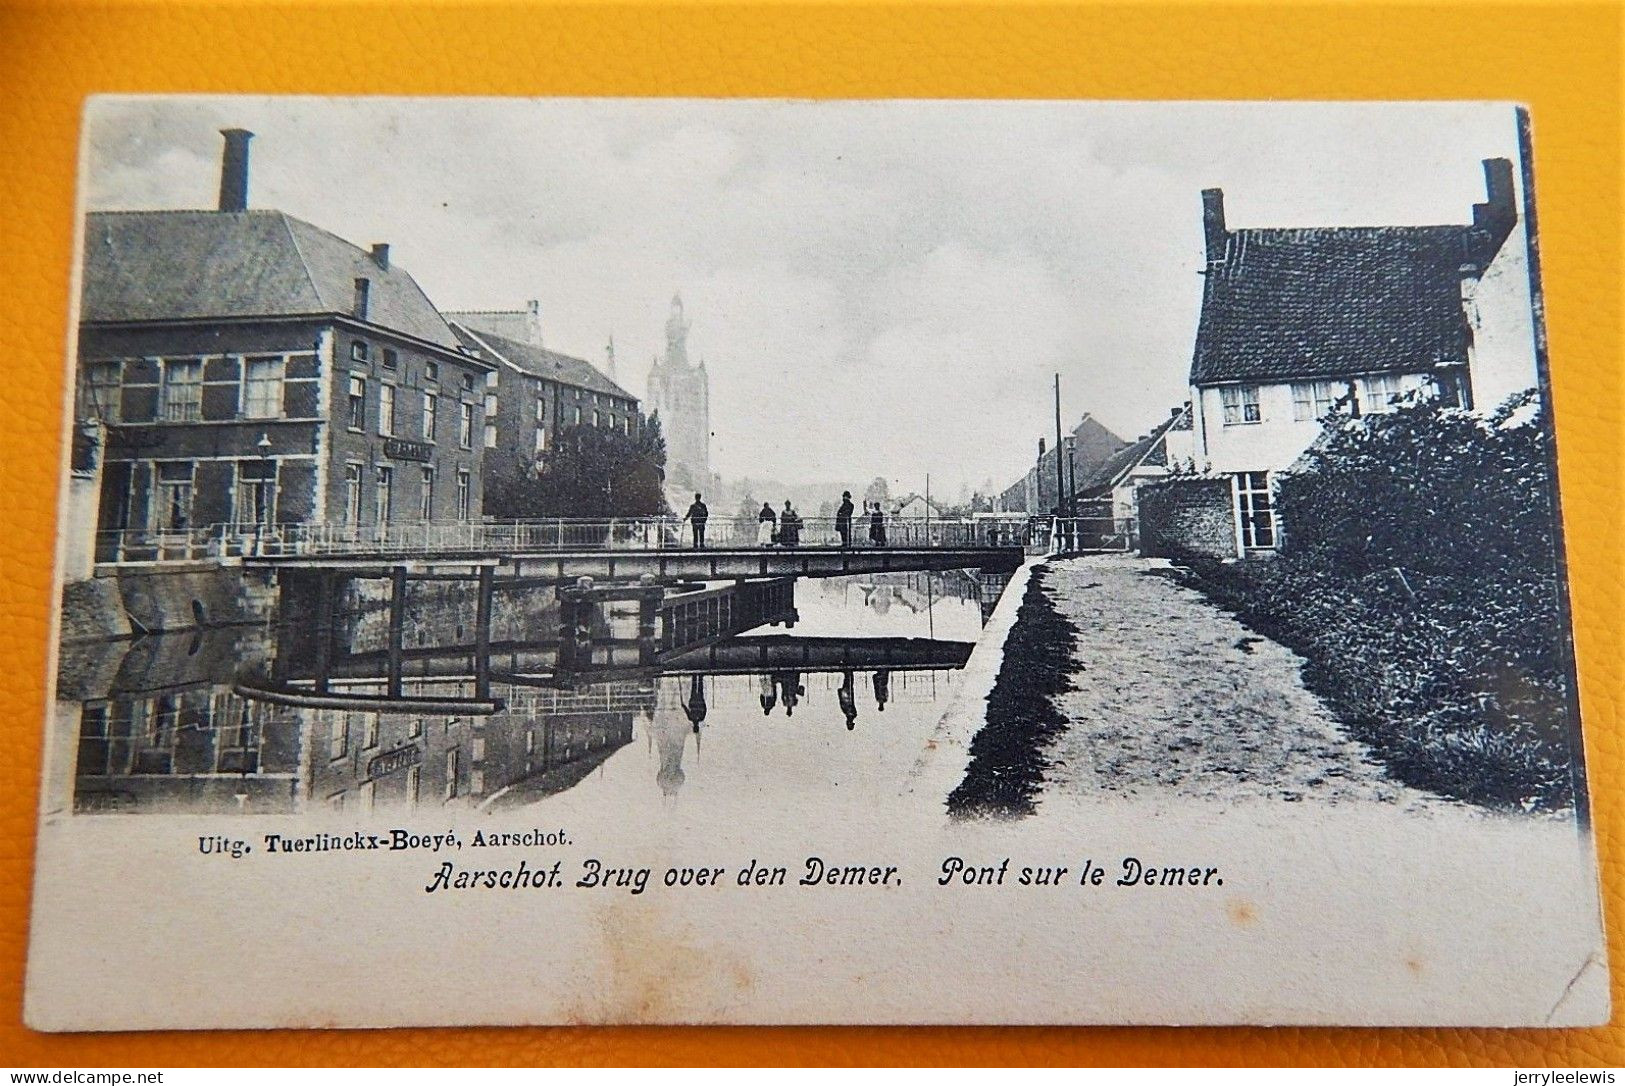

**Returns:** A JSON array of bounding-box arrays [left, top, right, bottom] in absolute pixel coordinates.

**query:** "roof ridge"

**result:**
[[449, 321, 522, 375], [273, 210, 323, 308]]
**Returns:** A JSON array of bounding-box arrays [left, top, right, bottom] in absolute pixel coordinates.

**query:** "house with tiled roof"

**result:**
[[76, 130, 494, 563], [1186, 157, 1518, 553]]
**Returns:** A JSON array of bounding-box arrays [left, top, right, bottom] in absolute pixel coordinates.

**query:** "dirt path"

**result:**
[[1042, 555, 1448, 810]]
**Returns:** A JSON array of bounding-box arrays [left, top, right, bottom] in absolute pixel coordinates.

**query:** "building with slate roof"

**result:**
[[1187, 157, 1519, 552], [446, 320, 642, 510], [76, 129, 494, 562]]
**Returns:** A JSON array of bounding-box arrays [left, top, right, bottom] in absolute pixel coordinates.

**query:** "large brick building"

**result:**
[[76, 130, 492, 561], [446, 317, 641, 510]]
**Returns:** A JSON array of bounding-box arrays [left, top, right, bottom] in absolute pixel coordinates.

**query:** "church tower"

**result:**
[[645, 294, 711, 496]]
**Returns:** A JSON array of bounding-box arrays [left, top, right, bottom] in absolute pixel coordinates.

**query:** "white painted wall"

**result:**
[[1466, 190, 1540, 411]]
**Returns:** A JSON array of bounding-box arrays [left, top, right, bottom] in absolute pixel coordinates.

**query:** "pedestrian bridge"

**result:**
[[226, 515, 1031, 581]]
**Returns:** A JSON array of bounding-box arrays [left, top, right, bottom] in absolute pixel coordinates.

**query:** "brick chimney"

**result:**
[[1038, 438, 1047, 459], [353, 277, 371, 320], [1201, 188, 1227, 262], [1470, 157, 1518, 261], [217, 128, 253, 212], [370, 243, 390, 270]]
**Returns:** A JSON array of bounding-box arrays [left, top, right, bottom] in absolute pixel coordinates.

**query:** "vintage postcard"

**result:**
[[25, 96, 1607, 1029]]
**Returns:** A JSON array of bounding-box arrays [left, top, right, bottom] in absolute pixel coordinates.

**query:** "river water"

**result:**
[[54, 572, 994, 818]]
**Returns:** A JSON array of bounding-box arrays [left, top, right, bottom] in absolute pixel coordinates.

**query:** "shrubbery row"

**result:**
[[1162, 392, 1580, 811]]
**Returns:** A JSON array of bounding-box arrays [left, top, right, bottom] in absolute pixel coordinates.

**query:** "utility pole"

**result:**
[[1053, 373, 1066, 517]]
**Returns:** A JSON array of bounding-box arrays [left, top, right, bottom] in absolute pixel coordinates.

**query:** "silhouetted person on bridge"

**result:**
[[684, 493, 709, 549], [836, 491, 855, 547], [779, 502, 801, 547], [869, 502, 887, 547], [756, 502, 776, 546], [872, 670, 890, 712]]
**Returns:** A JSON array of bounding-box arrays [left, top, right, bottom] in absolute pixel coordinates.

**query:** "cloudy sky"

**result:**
[[82, 97, 1522, 495]]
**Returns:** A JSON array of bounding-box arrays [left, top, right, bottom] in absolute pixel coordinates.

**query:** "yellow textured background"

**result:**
[[0, 0, 1620, 1066]]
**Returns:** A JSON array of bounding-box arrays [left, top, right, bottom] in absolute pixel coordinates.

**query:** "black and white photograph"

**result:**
[[25, 96, 1607, 1030]]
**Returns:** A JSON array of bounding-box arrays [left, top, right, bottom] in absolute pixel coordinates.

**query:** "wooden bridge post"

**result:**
[[313, 570, 337, 693], [637, 575, 660, 667], [474, 565, 494, 700], [387, 566, 406, 698]]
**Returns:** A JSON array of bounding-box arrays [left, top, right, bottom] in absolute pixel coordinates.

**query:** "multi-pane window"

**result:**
[[1291, 379, 1347, 422], [1236, 471, 1276, 550], [421, 392, 438, 441], [381, 348, 398, 371], [1219, 385, 1261, 426], [159, 359, 204, 421], [83, 361, 121, 422], [535, 427, 547, 456], [459, 403, 474, 449], [362, 714, 380, 750], [419, 467, 434, 521], [348, 376, 366, 430], [535, 398, 545, 425], [155, 462, 194, 530], [379, 383, 396, 437], [455, 470, 471, 521], [374, 465, 393, 526], [593, 410, 603, 428], [445, 749, 460, 800], [344, 464, 363, 525], [461, 373, 475, 393], [351, 341, 369, 362], [1360, 373, 1404, 414], [242, 356, 285, 419], [572, 406, 582, 426], [424, 362, 439, 383], [235, 460, 277, 525]]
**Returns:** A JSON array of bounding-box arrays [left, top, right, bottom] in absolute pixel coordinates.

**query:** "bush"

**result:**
[[1174, 391, 1581, 812]]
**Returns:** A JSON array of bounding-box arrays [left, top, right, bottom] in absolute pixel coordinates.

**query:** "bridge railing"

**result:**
[[95, 514, 1039, 564]]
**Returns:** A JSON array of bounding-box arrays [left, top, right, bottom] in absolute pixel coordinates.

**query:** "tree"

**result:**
[[486, 409, 669, 519], [863, 476, 890, 507]]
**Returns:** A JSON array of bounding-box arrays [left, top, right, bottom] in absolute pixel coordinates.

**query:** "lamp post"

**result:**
[[253, 432, 273, 556]]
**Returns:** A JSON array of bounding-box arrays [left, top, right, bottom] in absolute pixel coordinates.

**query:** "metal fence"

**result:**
[[93, 513, 1043, 564]]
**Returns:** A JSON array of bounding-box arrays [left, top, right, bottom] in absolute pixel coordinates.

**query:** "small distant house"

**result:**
[[1182, 157, 1519, 555], [998, 413, 1128, 516], [1073, 404, 1194, 547], [892, 493, 947, 520]]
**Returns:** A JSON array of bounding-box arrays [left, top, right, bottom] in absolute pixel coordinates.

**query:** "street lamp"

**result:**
[[253, 432, 273, 555]]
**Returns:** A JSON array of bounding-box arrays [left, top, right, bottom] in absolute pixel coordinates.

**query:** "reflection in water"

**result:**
[[61, 571, 1001, 816]]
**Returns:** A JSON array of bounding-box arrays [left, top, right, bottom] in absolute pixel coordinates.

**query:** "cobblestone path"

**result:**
[[1043, 555, 1447, 809]]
